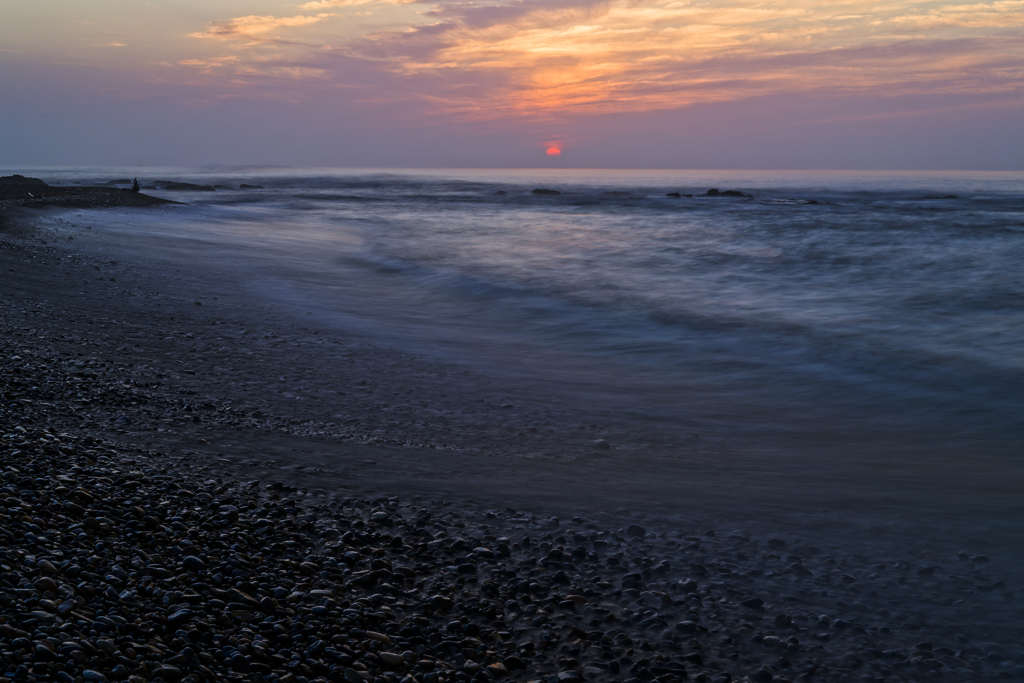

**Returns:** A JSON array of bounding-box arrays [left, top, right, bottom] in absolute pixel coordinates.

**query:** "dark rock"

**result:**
[[504, 656, 526, 670], [153, 666, 183, 682], [626, 524, 646, 538], [590, 439, 611, 450], [182, 555, 206, 571], [230, 653, 251, 673], [532, 189, 561, 195], [167, 609, 194, 628], [149, 180, 217, 192], [0, 175, 48, 187], [240, 184, 264, 189], [704, 188, 751, 197], [675, 621, 698, 633]]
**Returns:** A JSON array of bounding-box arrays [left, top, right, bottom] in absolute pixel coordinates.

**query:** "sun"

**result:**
[[546, 147, 561, 157]]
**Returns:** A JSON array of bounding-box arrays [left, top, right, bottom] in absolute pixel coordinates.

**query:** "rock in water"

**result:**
[[626, 524, 646, 538], [704, 188, 752, 197], [149, 180, 217, 191], [532, 188, 561, 195]]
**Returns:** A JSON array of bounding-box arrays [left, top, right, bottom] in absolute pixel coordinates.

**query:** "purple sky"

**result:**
[[2, 0, 1023, 169]]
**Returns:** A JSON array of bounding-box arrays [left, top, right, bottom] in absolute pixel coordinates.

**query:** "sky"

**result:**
[[1, 0, 1022, 169]]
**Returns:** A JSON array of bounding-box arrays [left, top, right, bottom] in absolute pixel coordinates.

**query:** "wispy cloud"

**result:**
[[300, 0, 420, 8], [191, 13, 336, 41], [176, 0, 1024, 120]]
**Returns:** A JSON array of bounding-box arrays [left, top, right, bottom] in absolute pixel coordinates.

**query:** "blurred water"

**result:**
[[18, 167, 1024, 457]]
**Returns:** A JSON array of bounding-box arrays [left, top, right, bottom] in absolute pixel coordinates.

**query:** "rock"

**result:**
[[36, 559, 59, 574], [590, 439, 611, 450], [182, 555, 206, 571], [503, 656, 527, 670], [366, 631, 392, 645], [751, 669, 773, 683], [666, 192, 682, 197], [704, 188, 751, 197], [167, 608, 194, 628], [532, 188, 561, 195], [0, 175, 49, 187], [33, 576, 59, 593], [230, 653, 251, 673], [240, 184, 265, 189], [153, 665, 183, 682], [767, 538, 786, 548], [741, 597, 764, 610], [149, 180, 217, 191], [788, 563, 813, 576], [626, 524, 646, 538], [379, 652, 406, 668]]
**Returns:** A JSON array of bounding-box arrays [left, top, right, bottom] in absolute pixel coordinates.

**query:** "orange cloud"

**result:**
[[300, 0, 420, 7], [192, 13, 335, 41], [347, 0, 1024, 119], [177, 0, 1024, 121]]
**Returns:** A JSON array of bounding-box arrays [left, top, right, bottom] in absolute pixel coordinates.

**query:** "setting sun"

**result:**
[[546, 147, 561, 157]]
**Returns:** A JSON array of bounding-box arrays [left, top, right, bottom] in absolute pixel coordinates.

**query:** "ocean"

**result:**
[[19, 167, 1024, 460]]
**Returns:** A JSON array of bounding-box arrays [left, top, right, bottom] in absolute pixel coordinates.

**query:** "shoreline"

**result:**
[[1, 205, 1022, 683]]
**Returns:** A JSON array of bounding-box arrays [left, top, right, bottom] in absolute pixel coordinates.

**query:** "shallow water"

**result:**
[[16, 166, 1024, 459]]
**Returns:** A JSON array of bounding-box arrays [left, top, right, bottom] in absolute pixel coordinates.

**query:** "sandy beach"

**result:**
[[1, 202, 1023, 683]]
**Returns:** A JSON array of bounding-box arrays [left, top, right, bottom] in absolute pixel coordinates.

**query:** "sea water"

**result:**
[[16, 167, 1024, 459]]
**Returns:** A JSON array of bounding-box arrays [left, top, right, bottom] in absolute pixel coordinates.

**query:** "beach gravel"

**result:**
[[1, 206, 1022, 683]]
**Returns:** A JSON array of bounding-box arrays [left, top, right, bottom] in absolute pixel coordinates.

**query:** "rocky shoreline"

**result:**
[[0, 176, 176, 217], [1, 208, 1022, 683]]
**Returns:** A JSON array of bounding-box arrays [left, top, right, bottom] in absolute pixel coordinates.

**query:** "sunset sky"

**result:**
[[1, 0, 1022, 168]]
